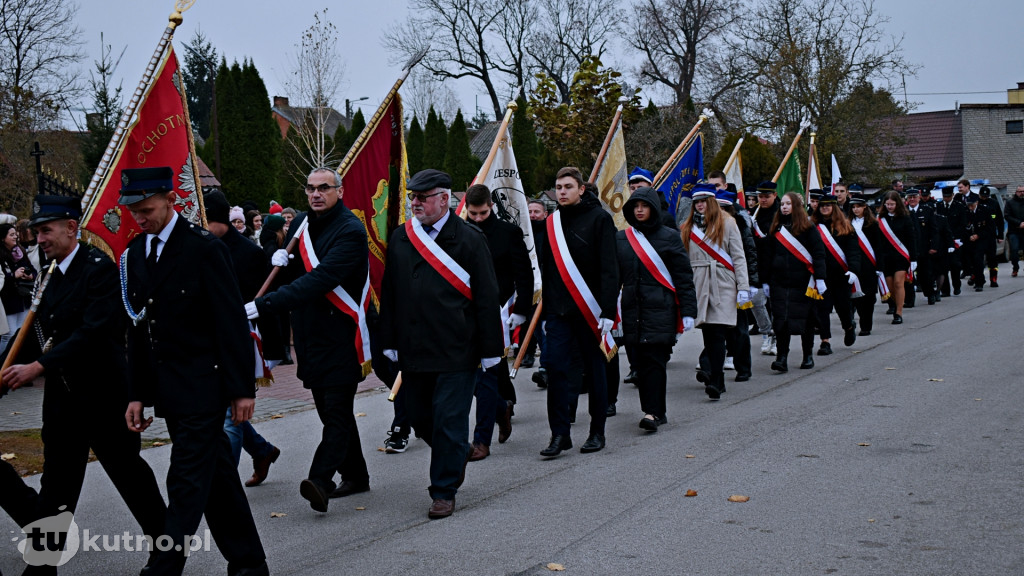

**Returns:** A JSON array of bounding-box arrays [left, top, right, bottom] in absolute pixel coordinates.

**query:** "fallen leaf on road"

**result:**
[[885, 367, 896, 370], [858, 443, 871, 446], [152, 441, 166, 447], [685, 454, 695, 459], [727, 495, 749, 503], [974, 398, 982, 401], [868, 518, 876, 523], [356, 412, 367, 417], [546, 563, 565, 571], [10, 411, 20, 415], [270, 414, 284, 419], [270, 512, 286, 518], [377, 447, 386, 452], [852, 351, 861, 354], [685, 489, 698, 497], [1, 453, 15, 461], [927, 378, 944, 382], [355, 507, 366, 511]]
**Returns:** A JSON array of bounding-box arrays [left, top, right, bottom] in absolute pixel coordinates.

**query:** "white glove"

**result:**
[[383, 349, 398, 363], [507, 313, 527, 329], [749, 286, 759, 296], [597, 318, 614, 336], [682, 316, 695, 332], [271, 249, 292, 267], [815, 279, 827, 294], [762, 284, 770, 298], [736, 290, 750, 306], [845, 271, 858, 285], [266, 359, 281, 370], [947, 247, 955, 253], [244, 301, 259, 319], [910, 261, 918, 272], [481, 357, 501, 370]]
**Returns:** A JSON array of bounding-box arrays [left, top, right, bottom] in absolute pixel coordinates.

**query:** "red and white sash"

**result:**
[[689, 227, 735, 271], [879, 216, 913, 280], [625, 227, 684, 333], [500, 295, 514, 355], [406, 219, 473, 300], [548, 211, 617, 358], [776, 226, 823, 300], [853, 220, 890, 300], [752, 219, 767, 239], [818, 224, 864, 298], [298, 224, 373, 377], [249, 321, 273, 387]]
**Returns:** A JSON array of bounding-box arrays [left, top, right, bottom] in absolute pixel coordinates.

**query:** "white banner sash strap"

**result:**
[[299, 226, 373, 374], [853, 221, 877, 266], [879, 217, 910, 261], [752, 219, 767, 239], [690, 227, 735, 271], [625, 228, 675, 290], [818, 224, 849, 271], [877, 271, 891, 299], [406, 220, 473, 300], [249, 321, 272, 386], [500, 295, 514, 353], [776, 226, 822, 299], [548, 211, 618, 357]]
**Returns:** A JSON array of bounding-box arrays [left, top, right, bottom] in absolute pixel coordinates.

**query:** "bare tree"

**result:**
[[527, 0, 622, 104], [283, 8, 347, 169], [0, 0, 84, 130], [628, 0, 742, 109], [404, 68, 463, 126]]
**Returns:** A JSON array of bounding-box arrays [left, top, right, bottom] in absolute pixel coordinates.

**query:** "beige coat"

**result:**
[[687, 217, 749, 327]]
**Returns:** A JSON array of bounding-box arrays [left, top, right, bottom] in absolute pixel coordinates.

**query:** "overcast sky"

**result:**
[[70, 0, 1024, 130]]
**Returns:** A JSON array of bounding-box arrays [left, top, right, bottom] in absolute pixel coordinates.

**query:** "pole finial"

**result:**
[[169, 0, 195, 29]]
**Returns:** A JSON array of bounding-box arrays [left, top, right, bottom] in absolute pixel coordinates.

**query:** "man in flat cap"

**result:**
[[935, 186, 967, 296], [1, 194, 167, 575], [247, 167, 372, 514], [379, 168, 504, 519], [120, 167, 268, 576]]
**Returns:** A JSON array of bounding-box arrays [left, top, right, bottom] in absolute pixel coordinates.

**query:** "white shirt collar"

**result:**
[[57, 243, 80, 275], [425, 210, 450, 239], [148, 211, 178, 251]]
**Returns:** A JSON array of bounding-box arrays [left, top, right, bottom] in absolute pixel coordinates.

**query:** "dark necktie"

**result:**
[[146, 237, 160, 269], [423, 224, 434, 237]]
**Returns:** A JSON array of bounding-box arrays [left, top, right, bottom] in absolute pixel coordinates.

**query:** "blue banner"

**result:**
[[655, 133, 704, 217]]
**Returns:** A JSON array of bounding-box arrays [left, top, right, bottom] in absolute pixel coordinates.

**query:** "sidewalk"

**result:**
[[0, 358, 387, 439]]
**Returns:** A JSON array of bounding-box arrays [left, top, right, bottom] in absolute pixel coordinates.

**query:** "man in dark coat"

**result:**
[[616, 186, 696, 429], [464, 184, 534, 459], [121, 167, 267, 576], [752, 181, 779, 356], [524, 200, 548, 380], [538, 167, 619, 457], [935, 186, 967, 296], [904, 188, 939, 306], [963, 193, 995, 292], [250, 168, 371, 513], [1, 195, 167, 574], [1004, 185, 1024, 276], [204, 191, 282, 489], [978, 186, 1004, 287], [379, 169, 504, 519]]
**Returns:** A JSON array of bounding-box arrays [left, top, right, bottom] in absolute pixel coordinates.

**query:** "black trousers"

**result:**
[[0, 459, 37, 527], [149, 411, 265, 575], [776, 318, 815, 358], [634, 343, 673, 417], [404, 369, 476, 500], [699, 324, 731, 378], [815, 281, 854, 338], [309, 383, 369, 490], [725, 310, 752, 376], [605, 349, 620, 405], [965, 241, 988, 285], [944, 248, 963, 294], [545, 314, 607, 437], [852, 294, 876, 332]]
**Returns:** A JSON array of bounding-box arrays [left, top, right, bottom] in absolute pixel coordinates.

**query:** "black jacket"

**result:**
[[379, 210, 504, 372], [935, 199, 967, 243], [878, 212, 919, 264], [752, 200, 778, 273], [1004, 195, 1024, 234], [473, 212, 534, 317], [220, 226, 285, 364], [256, 204, 369, 387], [733, 210, 760, 286], [979, 197, 1005, 240], [851, 219, 883, 295], [815, 218, 861, 290], [762, 216, 826, 333], [125, 215, 253, 417], [615, 187, 697, 346], [908, 205, 940, 256], [539, 192, 619, 320], [964, 204, 996, 247]]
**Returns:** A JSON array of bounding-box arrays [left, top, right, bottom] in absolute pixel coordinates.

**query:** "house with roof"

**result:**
[[270, 96, 351, 140]]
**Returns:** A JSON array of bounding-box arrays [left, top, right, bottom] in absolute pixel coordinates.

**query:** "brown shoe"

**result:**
[[245, 446, 281, 487], [468, 442, 489, 461], [428, 498, 455, 519], [497, 401, 513, 443]]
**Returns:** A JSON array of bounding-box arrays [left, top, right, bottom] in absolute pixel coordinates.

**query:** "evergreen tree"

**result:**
[[214, 59, 242, 198], [343, 109, 366, 159], [81, 34, 124, 185], [333, 122, 348, 159], [181, 29, 218, 139], [642, 100, 660, 122], [406, 115, 424, 175], [511, 95, 538, 196], [422, 107, 447, 170], [444, 110, 477, 191]]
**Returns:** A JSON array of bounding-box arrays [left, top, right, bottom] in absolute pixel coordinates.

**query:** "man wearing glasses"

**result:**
[[378, 169, 503, 519], [248, 167, 372, 514]]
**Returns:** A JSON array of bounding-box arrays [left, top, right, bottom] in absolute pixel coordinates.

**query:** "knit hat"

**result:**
[[269, 201, 283, 215], [229, 206, 245, 223], [203, 191, 230, 225]]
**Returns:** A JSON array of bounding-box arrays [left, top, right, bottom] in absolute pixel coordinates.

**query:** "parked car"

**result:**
[[931, 179, 1010, 261]]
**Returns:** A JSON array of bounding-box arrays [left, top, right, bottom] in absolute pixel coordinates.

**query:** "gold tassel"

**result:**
[[256, 377, 273, 388], [360, 360, 373, 379], [737, 301, 754, 310]]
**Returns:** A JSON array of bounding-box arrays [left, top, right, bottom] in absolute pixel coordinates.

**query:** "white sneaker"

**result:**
[[769, 335, 777, 356], [724, 357, 735, 370], [760, 334, 771, 355]]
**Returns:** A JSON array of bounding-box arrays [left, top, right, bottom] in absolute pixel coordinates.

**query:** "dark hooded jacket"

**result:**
[[615, 187, 697, 345]]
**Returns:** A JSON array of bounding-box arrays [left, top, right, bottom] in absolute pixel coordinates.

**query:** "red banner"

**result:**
[[339, 95, 407, 301], [81, 45, 203, 260]]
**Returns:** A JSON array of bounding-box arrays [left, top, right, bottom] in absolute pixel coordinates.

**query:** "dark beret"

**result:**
[[407, 169, 453, 192]]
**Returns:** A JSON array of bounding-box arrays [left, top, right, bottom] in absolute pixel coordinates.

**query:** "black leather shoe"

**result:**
[[934, 293, 942, 302], [927, 295, 935, 305], [695, 369, 711, 385], [799, 355, 814, 369], [770, 357, 788, 372], [532, 368, 548, 389], [300, 479, 330, 512], [521, 354, 535, 368], [580, 434, 605, 453], [858, 330, 871, 336], [844, 327, 856, 347], [231, 562, 271, 576], [891, 314, 903, 325], [904, 302, 915, 308], [330, 480, 370, 499], [605, 403, 616, 417], [953, 288, 961, 296], [623, 370, 639, 384], [540, 435, 571, 457], [991, 280, 999, 288], [817, 342, 833, 356], [735, 372, 751, 382]]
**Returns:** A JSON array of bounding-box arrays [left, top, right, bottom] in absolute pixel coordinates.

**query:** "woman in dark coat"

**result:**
[[810, 194, 861, 353], [761, 192, 826, 372], [258, 214, 292, 364], [849, 195, 883, 335], [876, 190, 918, 325], [0, 222, 36, 351], [616, 187, 697, 431]]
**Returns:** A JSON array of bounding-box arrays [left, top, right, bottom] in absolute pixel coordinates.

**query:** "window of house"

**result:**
[[1007, 120, 1023, 134]]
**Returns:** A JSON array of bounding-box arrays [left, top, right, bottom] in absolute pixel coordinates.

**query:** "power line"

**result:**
[[905, 90, 1007, 96]]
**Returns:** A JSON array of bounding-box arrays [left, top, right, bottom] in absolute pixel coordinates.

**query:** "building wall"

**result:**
[[961, 106, 1024, 191]]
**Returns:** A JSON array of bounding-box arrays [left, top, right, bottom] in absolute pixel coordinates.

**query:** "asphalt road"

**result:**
[[3, 280, 1023, 575]]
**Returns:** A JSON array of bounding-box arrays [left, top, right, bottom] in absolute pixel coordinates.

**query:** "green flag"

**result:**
[[775, 148, 804, 197]]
